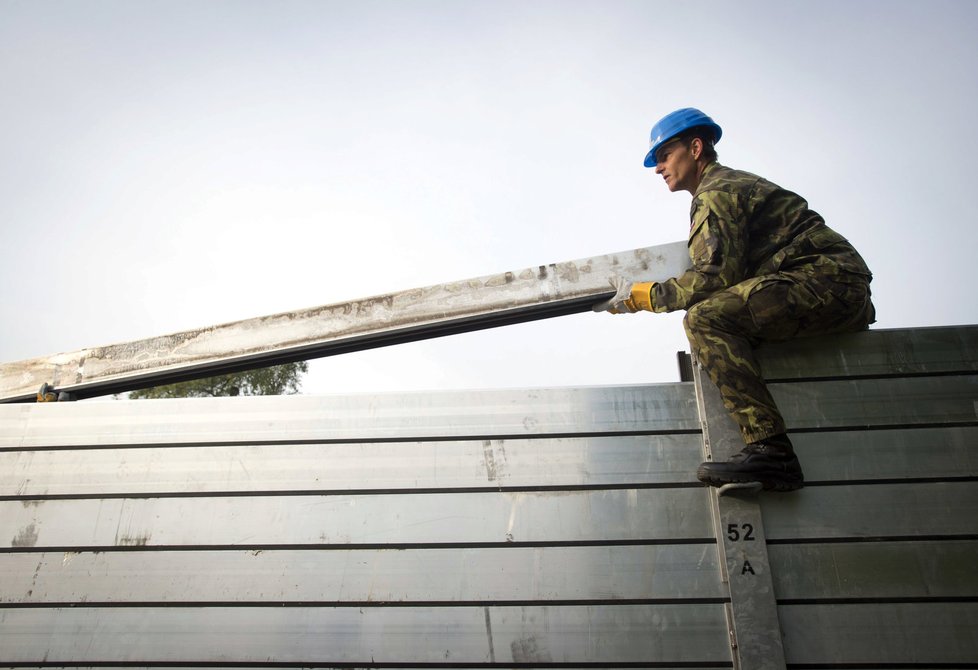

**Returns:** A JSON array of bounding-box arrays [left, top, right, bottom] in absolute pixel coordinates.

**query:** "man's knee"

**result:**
[[683, 290, 749, 341], [693, 274, 824, 342], [683, 301, 713, 344], [683, 303, 701, 336]]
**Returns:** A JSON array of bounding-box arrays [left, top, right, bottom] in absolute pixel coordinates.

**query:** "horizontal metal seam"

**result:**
[[0, 429, 704, 453], [0, 538, 718, 554], [801, 476, 978, 487], [785, 664, 978, 669], [766, 534, 978, 545], [778, 596, 978, 605], [0, 597, 733, 609], [765, 369, 978, 383], [9, 421, 978, 454], [0, 662, 736, 669], [788, 421, 978, 433], [0, 481, 707, 503]]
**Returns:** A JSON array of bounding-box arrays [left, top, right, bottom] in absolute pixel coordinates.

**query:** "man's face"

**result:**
[[653, 138, 698, 193]]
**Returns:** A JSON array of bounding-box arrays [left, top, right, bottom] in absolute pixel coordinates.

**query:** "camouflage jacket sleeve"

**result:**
[[650, 187, 748, 312]]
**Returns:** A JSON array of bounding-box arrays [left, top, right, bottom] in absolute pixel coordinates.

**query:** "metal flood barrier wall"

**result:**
[[0, 325, 976, 668]]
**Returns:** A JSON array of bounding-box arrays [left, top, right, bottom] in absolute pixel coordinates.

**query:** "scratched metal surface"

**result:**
[[769, 540, 978, 600], [0, 434, 703, 497], [3, 326, 976, 667], [759, 481, 978, 540], [756, 327, 978, 667], [5, 374, 973, 452], [779, 602, 978, 664], [0, 241, 692, 402], [787, 426, 978, 482], [771, 374, 978, 428], [0, 383, 700, 448], [0, 487, 713, 549], [0, 379, 727, 666], [0, 545, 723, 604], [0, 605, 732, 665], [756, 324, 978, 379]]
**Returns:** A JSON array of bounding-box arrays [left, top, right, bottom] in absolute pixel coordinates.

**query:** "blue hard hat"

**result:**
[[643, 108, 722, 167]]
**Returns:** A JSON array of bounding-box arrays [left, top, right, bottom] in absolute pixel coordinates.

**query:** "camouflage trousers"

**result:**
[[683, 269, 875, 444]]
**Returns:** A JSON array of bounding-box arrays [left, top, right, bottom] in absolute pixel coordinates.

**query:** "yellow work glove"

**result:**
[[592, 277, 655, 314], [624, 281, 654, 312]]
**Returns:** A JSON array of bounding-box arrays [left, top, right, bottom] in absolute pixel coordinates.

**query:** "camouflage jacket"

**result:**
[[650, 162, 872, 313]]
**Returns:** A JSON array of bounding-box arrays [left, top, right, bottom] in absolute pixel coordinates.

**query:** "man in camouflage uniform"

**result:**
[[595, 108, 874, 491]]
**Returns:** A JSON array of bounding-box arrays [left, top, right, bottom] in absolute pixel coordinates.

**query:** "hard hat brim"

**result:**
[[642, 108, 722, 168]]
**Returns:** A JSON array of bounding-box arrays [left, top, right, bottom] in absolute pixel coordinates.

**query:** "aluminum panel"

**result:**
[[791, 426, 978, 482], [761, 482, 978, 540], [0, 604, 731, 665], [0, 384, 699, 449], [1, 488, 713, 549], [772, 374, 978, 429], [757, 325, 978, 379], [769, 540, 978, 599], [779, 602, 978, 664], [0, 545, 723, 604], [1, 434, 703, 498]]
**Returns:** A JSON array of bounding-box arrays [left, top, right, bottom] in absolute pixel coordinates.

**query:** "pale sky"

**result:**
[[2, 0, 976, 396]]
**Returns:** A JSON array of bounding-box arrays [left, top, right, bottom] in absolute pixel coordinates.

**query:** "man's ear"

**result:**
[[690, 137, 703, 160]]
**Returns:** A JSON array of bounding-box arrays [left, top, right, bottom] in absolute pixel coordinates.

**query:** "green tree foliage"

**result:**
[[129, 361, 308, 399]]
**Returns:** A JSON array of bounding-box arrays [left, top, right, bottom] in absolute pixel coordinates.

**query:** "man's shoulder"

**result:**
[[697, 163, 766, 193]]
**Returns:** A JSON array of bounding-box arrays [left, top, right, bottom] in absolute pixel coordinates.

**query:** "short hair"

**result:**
[[676, 126, 718, 162]]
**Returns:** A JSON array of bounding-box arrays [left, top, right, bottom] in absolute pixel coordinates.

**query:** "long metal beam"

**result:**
[[0, 241, 690, 402]]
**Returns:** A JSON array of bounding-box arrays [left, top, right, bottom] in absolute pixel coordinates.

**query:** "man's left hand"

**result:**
[[593, 276, 636, 313], [592, 277, 656, 314]]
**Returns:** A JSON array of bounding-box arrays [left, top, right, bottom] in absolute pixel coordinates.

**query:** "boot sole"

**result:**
[[697, 465, 804, 492]]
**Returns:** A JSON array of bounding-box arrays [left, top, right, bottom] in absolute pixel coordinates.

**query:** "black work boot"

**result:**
[[696, 434, 804, 492]]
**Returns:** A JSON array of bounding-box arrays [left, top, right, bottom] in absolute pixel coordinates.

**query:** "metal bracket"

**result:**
[[717, 481, 763, 497], [691, 360, 787, 670]]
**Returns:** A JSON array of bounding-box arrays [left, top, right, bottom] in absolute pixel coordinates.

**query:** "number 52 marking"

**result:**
[[727, 523, 755, 542]]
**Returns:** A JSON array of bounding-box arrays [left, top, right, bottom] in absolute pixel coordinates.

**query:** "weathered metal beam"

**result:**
[[0, 242, 691, 403]]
